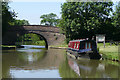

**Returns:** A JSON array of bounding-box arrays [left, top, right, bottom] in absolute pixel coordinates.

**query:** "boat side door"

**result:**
[[79, 41, 85, 49]]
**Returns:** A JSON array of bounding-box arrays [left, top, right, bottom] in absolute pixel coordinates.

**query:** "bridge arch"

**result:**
[[15, 31, 48, 49], [27, 32, 48, 49], [2, 25, 65, 48]]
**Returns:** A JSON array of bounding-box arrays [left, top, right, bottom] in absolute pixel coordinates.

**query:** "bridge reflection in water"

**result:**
[[2, 47, 119, 78]]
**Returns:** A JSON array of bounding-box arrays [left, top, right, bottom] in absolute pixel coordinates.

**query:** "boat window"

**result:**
[[85, 42, 87, 49], [89, 43, 91, 49], [74, 43, 76, 48], [77, 43, 79, 48]]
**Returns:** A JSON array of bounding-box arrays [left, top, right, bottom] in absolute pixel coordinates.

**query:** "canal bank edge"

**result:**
[[1, 44, 119, 62], [1, 45, 16, 50], [49, 44, 119, 62]]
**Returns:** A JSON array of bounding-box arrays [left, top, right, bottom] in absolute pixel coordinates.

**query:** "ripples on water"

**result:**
[[2, 45, 119, 78]]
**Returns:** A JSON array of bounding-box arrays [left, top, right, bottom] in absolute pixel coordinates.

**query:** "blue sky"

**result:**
[[9, 2, 63, 25], [9, 0, 120, 25]]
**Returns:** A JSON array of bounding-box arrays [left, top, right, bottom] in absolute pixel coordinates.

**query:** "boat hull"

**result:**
[[67, 49, 101, 60]]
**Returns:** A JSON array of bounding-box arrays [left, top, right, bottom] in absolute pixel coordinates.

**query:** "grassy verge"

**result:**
[[1, 45, 16, 50], [97, 43, 119, 61], [49, 41, 68, 48], [1, 45, 16, 47], [15, 40, 45, 46], [1, 40, 46, 50], [49, 44, 68, 48]]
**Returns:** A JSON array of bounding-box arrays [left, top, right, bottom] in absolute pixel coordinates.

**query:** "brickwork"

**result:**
[[2, 25, 65, 48]]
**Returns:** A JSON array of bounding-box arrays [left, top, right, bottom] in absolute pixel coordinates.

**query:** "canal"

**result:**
[[2, 45, 119, 78]]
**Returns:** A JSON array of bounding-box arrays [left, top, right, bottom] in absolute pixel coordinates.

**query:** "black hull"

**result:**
[[67, 50, 101, 60]]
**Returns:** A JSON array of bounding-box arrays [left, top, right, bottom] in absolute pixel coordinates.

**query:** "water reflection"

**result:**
[[10, 69, 60, 78], [17, 48, 47, 62], [2, 48, 119, 78], [2, 48, 65, 78], [60, 56, 119, 78], [59, 57, 80, 78], [21, 45, 45, 49]]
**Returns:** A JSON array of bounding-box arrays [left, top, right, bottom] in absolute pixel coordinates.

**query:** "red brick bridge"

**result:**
[[2, 25, 65, 48]]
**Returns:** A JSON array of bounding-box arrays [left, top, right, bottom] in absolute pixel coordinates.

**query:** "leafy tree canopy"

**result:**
[[113, 1, 120, 27], [112, 1, 120, 40], [40, 13, 59, 26], [2, 2, 16, 35], [2, 2, 30, 36], [10, 19, 29, 26], [59, 2, 113, 42]]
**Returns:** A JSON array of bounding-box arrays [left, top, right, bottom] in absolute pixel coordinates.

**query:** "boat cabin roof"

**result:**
[[70, 39, 93, 42]]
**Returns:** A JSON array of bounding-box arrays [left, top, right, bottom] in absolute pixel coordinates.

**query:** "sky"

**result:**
[[9, 2, 64, 25], [9, 0, 120, 25]]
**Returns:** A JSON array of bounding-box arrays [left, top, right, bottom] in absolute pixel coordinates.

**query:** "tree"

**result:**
[[2, 1, 30, 36], [113, 1, 120, 27], [2, 2, 16, 36], [59, 2, 113, 43], [112, 1, 120, 40], [10, 19, 29, 26], [40, 13, 59, 26]]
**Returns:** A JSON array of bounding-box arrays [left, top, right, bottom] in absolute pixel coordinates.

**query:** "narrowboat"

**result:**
[[67, 39, 101, 59]]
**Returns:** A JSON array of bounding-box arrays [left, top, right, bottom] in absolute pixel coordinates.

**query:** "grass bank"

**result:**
[[15, 40, 45, 46], [49, 44, 68, 49], [2, 40, 46, 50], [97, 43, 119, 62], [1, 45, 16, 50]]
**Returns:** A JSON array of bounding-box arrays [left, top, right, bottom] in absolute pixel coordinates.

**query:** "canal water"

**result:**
[[2, 45, 119, 78]]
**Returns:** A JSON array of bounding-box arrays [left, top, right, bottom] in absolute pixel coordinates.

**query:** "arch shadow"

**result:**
[[18, 32, 48, 49], [29, 32, 48, 49]]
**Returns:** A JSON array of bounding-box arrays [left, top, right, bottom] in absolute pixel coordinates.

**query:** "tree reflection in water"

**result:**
[[2, 49, 119, 78], [59, 55, 118, 78], [2, 49, 47, 78]]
